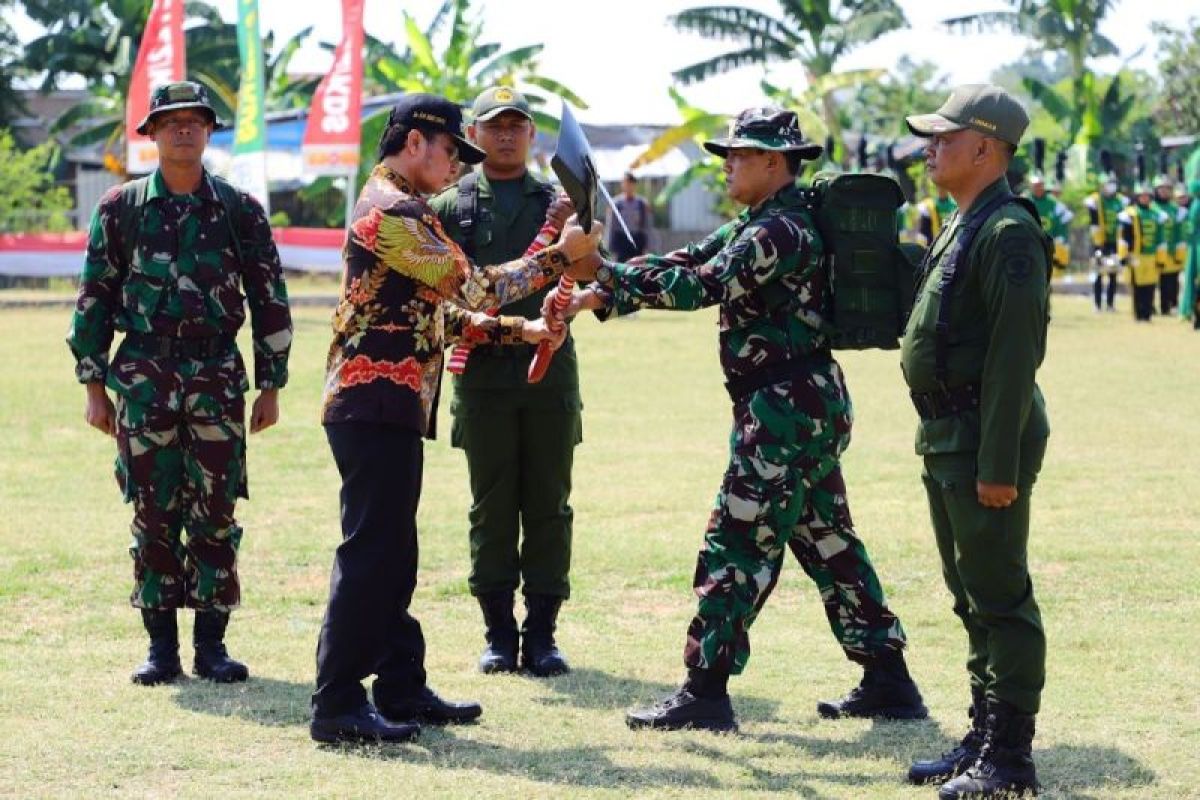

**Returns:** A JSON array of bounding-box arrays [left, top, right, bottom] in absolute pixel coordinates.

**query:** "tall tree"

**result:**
[[668, 0, 907, 154], [943, 0, 1119, 144], [0, 128, 73, 232], [0, 0, 28, 128], [1152, 18, 1200, 137]]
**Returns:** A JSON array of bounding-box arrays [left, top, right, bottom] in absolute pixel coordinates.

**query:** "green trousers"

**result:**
[[451, 388, 581, 598], [921, 437, 1047, 714]]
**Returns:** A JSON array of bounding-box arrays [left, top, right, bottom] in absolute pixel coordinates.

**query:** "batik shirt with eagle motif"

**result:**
[[321, 164, 569, 437]]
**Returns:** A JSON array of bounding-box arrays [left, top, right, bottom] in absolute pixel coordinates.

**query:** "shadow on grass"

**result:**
[[532, 666, 781, 720], [1037, 743, 1157, 799], [172, 675, 312, 728]]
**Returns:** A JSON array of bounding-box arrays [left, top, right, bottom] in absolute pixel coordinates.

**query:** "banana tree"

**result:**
[[943, 0, 1118, 146], [363, 0, 587, 134], [629, 88, 729, 212], [669, 0, 907, 159], [21, 0, 315, 176]]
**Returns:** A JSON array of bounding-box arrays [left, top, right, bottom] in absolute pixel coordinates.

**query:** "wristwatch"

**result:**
[[594, 261, 614, 288]]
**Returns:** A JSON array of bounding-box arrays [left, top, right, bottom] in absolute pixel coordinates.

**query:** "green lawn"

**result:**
[[1, 295, 1196, 799]]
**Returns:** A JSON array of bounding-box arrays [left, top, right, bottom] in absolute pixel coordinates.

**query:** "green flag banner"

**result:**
[[228, 0, 269, 212]]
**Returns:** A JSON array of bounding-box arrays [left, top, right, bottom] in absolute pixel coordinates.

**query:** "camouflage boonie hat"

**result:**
[[136, 81, 225, 135], [703, 107, 823, 159]]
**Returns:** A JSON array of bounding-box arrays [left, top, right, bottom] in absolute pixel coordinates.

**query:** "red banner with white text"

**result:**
[[302, 0, 365, 176], [125, 0, 186, 174]]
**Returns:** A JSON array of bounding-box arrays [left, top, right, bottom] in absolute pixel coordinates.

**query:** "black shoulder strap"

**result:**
[[932, 191, 1021, 388], [209, 175, 246, 266], [117, 176, 152, 268], [456, 171, 480, 260]]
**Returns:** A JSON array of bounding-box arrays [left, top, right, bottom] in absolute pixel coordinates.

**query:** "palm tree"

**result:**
[[668, 0, 907, 156], [943, 0, 1119, 145]]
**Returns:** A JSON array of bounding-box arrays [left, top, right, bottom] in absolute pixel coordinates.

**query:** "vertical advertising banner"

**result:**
[[229, 0, 270, 212], [125, 0, 186, 174], [301, 0, 364, 177]]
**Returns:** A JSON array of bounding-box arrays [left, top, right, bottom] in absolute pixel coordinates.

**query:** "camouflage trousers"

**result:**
[[684, 364, 907, 675], [109, 348, 248, 612]]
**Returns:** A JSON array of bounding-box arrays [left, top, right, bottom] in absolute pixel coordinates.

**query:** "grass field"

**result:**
[[1, 294, 1197, 799]]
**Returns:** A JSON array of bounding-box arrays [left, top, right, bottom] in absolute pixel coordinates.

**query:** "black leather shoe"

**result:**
[[193, 609, 249, 683], [520, 594, 570, 677], [310, 703, 421, 744], [477, 592, 518, 673], [626, 675, 738, 733], [817, 649, 928, 720], [378, 686, 482, 725], [908, 692, 986, 785], [131, 609, 183, 686]]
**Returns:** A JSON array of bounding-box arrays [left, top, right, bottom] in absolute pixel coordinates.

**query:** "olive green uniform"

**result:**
[[900, 177, 1051, 715], [430, 172, 581, 599]]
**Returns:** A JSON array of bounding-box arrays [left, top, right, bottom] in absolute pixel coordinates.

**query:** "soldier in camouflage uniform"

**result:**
[[66, 82, 293, 686], [903, 85, 1050, 799], [557, 108, 924, 733]]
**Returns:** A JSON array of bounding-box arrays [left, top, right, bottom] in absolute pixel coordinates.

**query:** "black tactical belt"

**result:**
[[909, 382, 981, 420], [724, 350, 833, 403], [124, 331, 234, 360]]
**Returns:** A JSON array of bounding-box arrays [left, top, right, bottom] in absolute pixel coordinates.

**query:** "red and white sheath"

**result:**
[[446, 218, 560, 375]]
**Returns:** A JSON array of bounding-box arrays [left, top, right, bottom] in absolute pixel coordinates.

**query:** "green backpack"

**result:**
[[797, 171, 923, 350]]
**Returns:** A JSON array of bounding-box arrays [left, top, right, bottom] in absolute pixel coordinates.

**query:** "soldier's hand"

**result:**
[[520, 317, 567, 351], [250, 388, 280, 434], [560, 217, 604, 264], [546, 192, 575, 229], [84, 382, 116, 437], [976, 481, 1018, 508]]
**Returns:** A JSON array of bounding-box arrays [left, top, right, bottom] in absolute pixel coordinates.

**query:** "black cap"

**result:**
[[703, 107, 822, 159], [385, 93, 486, 165], [136, 81, 226, 135]]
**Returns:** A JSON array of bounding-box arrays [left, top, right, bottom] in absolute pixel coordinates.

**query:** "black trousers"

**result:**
[[1160, 271, 1180, 315], [312, 422, 427, 718], [1132, 284, 1156, 321], [1093, 271, 1118, 309]]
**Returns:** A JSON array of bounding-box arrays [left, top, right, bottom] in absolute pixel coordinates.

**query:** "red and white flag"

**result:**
[[125, 0, 186, 174], [302, 0, 365, 176]]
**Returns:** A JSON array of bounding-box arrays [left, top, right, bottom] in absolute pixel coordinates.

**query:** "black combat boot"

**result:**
[[817, 648, 928, 719], [476, 592, 519, 673], [625, 667, 737, 732], [908, 689, 986, 785], [131, 609, 183, 685], [938, 699, 1038, 799], [520, 594, 570, 677], [193, 608, 249, 683]]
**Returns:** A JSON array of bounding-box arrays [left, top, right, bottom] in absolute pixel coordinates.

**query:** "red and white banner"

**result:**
[[302, 0, 365, 176], [125, 0, 186, 174]]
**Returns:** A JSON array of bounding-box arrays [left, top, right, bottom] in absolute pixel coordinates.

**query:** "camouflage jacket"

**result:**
[[599, 183, 827, 381], [66, 169, 292, 391], [320, 164, 570, 436]]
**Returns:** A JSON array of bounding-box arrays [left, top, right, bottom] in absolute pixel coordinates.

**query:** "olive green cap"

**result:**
[[471, 86, 533, 123], [906, 84, 1029, 147]]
